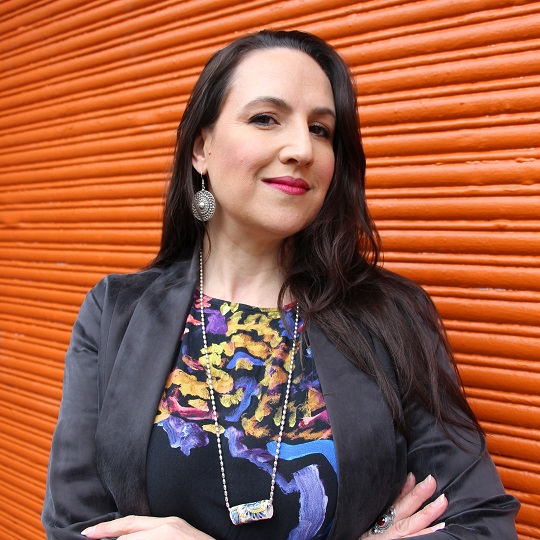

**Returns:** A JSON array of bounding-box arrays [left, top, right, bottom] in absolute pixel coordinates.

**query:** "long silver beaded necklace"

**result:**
[[198, 249, 299, 526]]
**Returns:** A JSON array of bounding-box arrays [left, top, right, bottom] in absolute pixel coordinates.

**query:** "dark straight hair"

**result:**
[[150, 29, 481, 439]]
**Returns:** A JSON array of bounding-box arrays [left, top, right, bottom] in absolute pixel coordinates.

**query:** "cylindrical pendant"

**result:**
[[229, 499, 274, 525]]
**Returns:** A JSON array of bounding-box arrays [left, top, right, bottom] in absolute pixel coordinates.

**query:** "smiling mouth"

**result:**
[[263, 176, 310, 195]]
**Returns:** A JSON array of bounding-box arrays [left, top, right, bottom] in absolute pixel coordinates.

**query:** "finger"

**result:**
[[393, 475, 437, 519], [117, 520, 214, 540], [82, 516, 178, 538], [117, 531, 153, 540], [398, 473, 416, 498], [359, 473, 417, 538], [394, 494, 448, 537], [402, 521, 446, 538], [361, 514, 445, 540], [116, 523, 181, 540]]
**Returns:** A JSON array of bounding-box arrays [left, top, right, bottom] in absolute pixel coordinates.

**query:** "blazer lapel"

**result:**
[[96, 250, 199, 515], [308, 324, 405, 539]]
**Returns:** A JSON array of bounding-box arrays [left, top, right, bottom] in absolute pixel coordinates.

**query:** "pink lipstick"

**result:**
[[263, 176, 310, 195]]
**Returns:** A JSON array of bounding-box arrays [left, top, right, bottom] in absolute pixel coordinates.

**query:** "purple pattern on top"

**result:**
[[206, 310, 228, 334], [224, 377, 260, 422], [158, 416, 209, 456]]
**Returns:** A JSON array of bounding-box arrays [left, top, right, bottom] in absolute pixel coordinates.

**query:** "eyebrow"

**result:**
[[244, 96, 336, 118]]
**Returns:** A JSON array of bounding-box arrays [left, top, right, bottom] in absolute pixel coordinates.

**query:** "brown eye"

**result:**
[[310, 124, 331, 138], [250, 114, 277, 126]]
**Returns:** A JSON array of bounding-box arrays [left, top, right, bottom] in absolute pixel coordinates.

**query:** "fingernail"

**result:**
[[421, 474, 433, 486], [81, 526, 95, 536], [433, 522, 445, 531], [433, 493, 447, 508], [406, 472, 415, 482]]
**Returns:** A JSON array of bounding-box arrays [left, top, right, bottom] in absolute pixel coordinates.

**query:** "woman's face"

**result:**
[[192, 47, 336, 243]]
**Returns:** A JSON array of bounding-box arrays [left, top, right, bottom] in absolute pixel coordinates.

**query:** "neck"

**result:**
[[200, 228, 291, 308]]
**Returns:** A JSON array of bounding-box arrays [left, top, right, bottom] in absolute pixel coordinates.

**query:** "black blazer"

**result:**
[[42, 248, 519, 539]]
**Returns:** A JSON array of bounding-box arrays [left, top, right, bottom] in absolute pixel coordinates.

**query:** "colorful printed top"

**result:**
[[146, 292, 338, 540]]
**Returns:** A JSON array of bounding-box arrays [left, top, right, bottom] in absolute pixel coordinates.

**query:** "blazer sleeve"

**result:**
[[402, 342, 520, 539], [42, 280, 121, 539]]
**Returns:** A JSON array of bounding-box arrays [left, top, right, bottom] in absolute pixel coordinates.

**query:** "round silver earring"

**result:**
[[192, 171, 215, 221]]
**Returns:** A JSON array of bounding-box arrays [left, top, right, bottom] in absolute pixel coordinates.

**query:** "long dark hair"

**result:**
[[150, 29, 480, 439]]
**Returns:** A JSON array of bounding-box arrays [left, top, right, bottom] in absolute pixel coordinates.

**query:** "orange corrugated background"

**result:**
[[0, 0, 539, 538]]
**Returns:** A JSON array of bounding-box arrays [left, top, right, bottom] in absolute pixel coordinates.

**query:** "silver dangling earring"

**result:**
[[192, 171, 215, 222]]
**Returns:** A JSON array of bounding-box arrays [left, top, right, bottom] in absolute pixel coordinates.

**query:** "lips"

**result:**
[[263, 176, 310, 195]]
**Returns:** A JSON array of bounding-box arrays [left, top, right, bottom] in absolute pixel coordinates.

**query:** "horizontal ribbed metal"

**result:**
[[1, 0, 539, 538]]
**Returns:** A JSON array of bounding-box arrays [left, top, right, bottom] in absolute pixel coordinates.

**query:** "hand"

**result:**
[[81, 515, 215, 540], [360, 473, 448, 538]]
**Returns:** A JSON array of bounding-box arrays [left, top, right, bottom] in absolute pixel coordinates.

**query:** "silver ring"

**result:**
[[370, 506, 396, 535]]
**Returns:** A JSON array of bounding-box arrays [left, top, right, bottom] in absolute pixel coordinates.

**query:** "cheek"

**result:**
[[319, 149, 335, 190], [211, 136, 271, 177]]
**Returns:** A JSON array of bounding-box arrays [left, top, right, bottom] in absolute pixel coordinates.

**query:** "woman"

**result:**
[[42, 30, 519, 539]]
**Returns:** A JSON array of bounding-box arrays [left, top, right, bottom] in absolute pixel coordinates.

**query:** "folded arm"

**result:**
[[42, 282, 121, 539]]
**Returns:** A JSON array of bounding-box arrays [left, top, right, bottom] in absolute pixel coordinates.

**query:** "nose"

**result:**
[[278, 123, 314, 166]]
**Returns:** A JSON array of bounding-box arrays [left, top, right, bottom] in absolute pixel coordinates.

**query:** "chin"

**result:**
[[267, 222, 314, 241], [265, 213, 317, 237]]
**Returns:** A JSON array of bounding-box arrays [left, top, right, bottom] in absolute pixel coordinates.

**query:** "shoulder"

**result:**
[[357, 265, 439, 325], [373, 266, 430, 300], [89, 267, 166, 307], [349, 265, 447, 374], [88, 258, 194, 313]]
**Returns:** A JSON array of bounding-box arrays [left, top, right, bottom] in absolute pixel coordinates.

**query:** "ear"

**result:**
[[192, 129, 210, 174]]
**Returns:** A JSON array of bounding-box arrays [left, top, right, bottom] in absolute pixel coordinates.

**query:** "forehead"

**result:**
[[224, 47, 335, 110]]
